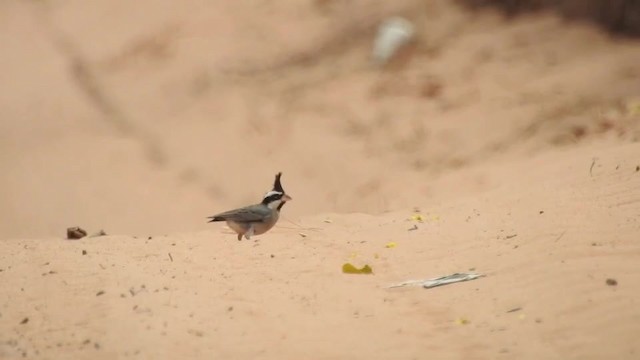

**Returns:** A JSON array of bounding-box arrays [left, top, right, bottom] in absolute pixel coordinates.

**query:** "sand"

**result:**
[[1, 1, 639, 359]]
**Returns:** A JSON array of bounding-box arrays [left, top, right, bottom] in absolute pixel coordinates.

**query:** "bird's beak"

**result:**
[[283, 194, 292, 201]]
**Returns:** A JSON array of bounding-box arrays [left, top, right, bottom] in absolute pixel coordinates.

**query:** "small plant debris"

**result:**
[[90, 230, 107, 237], [606, 278, 618, 286], [589, 158, 597, 177], [188, 329, 204, 337], [20, 317, 29, 324], [96, 291, 105, 296]]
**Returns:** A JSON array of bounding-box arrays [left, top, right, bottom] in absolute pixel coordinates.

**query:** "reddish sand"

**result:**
[[1, 1, 639, 359]]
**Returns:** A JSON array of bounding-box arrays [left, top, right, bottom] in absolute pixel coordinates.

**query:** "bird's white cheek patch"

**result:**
[[267, 199, 284, 209]]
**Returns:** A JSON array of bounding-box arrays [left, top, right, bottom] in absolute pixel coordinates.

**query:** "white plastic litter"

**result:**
[[387, 272, 485, 289], [372, 16, 415, 66]]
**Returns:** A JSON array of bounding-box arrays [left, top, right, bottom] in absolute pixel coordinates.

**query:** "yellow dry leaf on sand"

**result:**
[[627, 99, 640, 116], [385, 242, 397, 248], [410, 214, 424, 222], [342, 263, 373, 274]]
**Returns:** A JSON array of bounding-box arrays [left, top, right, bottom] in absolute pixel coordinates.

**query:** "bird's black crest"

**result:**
[[273, 172, 284, 192]]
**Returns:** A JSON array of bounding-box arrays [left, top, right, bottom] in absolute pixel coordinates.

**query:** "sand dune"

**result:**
[[2, 142, 639, 359], [1, 0, 639, 359]]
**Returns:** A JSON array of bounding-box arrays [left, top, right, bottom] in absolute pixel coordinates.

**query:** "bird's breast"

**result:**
[[252, 211, 280, 235]]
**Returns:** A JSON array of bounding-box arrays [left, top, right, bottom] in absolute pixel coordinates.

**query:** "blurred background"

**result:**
[[1, 0, 639, 239]]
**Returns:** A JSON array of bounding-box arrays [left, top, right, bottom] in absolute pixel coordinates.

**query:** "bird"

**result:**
[[207, 172, 292, 241]]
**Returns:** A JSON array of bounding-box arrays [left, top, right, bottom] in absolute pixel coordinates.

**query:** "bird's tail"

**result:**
[[207, 216, 225, 222]]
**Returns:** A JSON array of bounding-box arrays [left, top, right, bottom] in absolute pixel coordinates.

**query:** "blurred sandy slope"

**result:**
[[1, 0, 639, 238]]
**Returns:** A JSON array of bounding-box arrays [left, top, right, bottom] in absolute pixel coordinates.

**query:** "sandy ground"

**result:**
[[1, 0, 640, 359]]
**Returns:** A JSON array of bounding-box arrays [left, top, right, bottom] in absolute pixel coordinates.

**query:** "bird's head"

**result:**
[[261, 172, 292, 210]]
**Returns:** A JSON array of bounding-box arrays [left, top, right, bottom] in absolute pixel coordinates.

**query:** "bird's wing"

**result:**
[[208, 204, 272, 223]]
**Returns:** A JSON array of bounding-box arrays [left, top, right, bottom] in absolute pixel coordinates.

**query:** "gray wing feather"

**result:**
[[210, 204, 273, 223]]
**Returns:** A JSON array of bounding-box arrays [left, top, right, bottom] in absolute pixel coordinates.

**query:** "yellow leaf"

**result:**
[[385, 242, 397, 248], [410, 214, 424, 222], [455, 318, 470, 325], [342, 263, 373, 274], [627, 99, 640, 116]]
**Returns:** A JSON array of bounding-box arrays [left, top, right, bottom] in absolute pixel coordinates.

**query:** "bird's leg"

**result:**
[[236, 232, 242, 241], [244, 225, 254, 240]]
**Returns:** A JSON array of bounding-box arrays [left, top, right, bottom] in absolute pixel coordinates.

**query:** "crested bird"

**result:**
[[207, 172, 292, 240]]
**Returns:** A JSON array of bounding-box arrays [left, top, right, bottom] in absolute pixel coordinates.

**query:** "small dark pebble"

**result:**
[[227, 306, 234, 312], [96, 291, 105, 296], [270, 254, 275, 258], [82, 339, 91, 345], [20, 317, 29, 324], [606, 278, 618, 286], [539, 210, 544, 214], [148, 236, 153, 240], [94, 342, 100, 350], [66, 227, 87, 240], [636, 165, 639, 172], [82, 250, 87, 255]]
